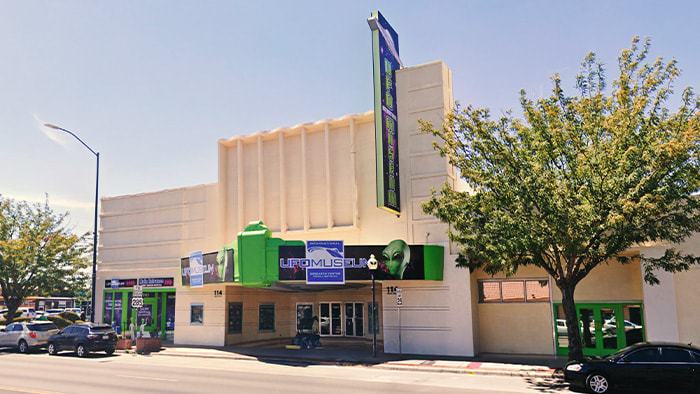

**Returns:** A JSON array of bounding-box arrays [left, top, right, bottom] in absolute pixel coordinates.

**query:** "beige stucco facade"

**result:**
[[98, 61, 476, 356]]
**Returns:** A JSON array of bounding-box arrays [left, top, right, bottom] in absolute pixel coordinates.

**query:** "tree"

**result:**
[[420, 37, 700, 361], [0, 196, 90, 323]]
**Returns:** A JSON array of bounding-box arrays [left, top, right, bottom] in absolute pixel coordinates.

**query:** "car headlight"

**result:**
[[565, 364, 583, 372]]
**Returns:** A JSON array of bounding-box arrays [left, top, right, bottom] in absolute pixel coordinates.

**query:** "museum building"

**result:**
[[95, 13, 700, 358]]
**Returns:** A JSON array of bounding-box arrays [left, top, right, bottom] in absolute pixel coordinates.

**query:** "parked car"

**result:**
[[64, 308, 82, 315], [45, 309, 65, 316], [0, 308, 36, 320], [47, 323, 117, 357], [564, 342, 700, 393], [0, 321, 59, 353]]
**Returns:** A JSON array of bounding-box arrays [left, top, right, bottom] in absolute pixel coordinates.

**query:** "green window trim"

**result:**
[[102, 288, 175, 339], [553, 302, 645, 357]]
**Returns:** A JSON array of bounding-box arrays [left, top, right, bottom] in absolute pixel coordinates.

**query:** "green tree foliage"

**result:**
[[420, 37, 700, 361], [0, 196, 90, 324]]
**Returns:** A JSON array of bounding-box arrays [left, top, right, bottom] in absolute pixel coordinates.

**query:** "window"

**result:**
[[660, 348, 693, 363], [623, 348, 658, 363], [478, 279, 550, 303], [259, 304, 275, 331], [228, 303, 242, 334], [190, 304, 204, 325], [296, 304, 314, 333]]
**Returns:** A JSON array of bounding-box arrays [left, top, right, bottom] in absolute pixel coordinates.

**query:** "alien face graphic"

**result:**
[[382, 239, 410, 279]]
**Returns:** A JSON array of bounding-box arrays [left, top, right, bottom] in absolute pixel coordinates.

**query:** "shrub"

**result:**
[[59, 311, 80, 323], [0, 316, 30, 325], [47, 315, 72, 329]]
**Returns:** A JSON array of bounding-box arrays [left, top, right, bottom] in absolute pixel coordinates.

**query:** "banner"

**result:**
[[280, 240, 426, 281], [189, 251, 204, 288], [305, 240, 345, 285], [181, 249, 234, 287]]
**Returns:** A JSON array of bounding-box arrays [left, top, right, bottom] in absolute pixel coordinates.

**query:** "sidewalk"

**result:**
[[121, 344, 567, 379]]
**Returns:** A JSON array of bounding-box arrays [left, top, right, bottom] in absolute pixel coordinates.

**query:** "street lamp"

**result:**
[[44, 123, 99, 323], [367, 254, 378, 358]]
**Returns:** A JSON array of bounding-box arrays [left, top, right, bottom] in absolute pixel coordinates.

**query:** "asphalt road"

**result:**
[[0, 350, 569, 393]]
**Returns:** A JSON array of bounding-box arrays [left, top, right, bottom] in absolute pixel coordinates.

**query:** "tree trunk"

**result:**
[[560, 283, 584, 361], [3, 297, 21, 324]]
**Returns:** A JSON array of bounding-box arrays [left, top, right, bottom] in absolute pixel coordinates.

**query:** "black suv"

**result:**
[[47, 323, 117, 357]]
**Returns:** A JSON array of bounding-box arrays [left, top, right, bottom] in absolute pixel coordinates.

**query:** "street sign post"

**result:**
[[133, 285, 143, 298]]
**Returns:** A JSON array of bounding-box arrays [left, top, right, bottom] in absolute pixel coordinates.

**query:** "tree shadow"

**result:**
[[523, 370, 573, 393]]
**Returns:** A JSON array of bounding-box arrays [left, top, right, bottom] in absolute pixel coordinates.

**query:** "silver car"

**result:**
[[0, 321, 59, 353]]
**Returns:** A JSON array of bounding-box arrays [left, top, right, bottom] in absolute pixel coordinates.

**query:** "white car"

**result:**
[[45, 309, 65, 316], [64, 308, 82, 315], [0, 321, 59, 353], [0, 308, 36, 320]]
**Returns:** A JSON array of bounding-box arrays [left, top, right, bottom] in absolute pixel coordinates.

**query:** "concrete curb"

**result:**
[[118, 349, 563, 379]]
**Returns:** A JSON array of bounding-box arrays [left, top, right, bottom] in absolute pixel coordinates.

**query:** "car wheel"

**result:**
[[586, 372, 610, 394], [47, 342, 57, 355], [18, 340, 28, 354], [105, 347, 115, 355], [76, 344, 88, 358]]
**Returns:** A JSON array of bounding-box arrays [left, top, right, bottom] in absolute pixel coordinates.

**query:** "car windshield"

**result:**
[[28, 323, 58, 331]]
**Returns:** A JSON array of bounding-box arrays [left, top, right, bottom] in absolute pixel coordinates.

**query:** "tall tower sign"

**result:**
[[368, 11, 402, 214]]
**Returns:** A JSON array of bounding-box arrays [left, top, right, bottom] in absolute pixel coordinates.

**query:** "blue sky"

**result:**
[[1, 1, 699, 235]]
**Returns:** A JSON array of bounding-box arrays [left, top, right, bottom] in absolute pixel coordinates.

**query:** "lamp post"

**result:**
[[367, 254, 378, 358], [44, 123, 99, 323]]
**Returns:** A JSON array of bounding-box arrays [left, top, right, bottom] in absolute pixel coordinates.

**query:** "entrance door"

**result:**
[[136, 296, 158, 336], [319, 302, 342, 336], [344, 303, 364, 337], [555, 303, 645, 356]]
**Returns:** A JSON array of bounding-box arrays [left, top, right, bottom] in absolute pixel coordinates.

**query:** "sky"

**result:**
[[1, 1, 699, 236]]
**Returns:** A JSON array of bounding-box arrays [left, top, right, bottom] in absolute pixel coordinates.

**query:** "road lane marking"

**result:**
[[0, 385, 66, 394], [116, 375, 178, 382]]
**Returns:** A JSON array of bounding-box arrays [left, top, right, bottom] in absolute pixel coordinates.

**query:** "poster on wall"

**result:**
[[166, 293, 176, 331], [280, 240, 426, 281], [103, 293, 113, 325], [189, 251, 204, 288], [136, 304, 152, 327], [181, 249, 234, 287]]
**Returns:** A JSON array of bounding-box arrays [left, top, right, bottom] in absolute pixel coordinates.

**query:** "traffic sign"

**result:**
[[131, 297, 143, 308], [396, 287, 402, 306], [133, 285, 143, 298]]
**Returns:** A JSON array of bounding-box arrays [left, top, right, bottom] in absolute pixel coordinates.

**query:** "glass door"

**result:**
[[319, 302, 342, 336], [136, 295, 158, 336], [344, 303, 364, 337]]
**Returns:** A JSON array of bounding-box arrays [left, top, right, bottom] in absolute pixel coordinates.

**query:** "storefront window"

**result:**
[[166, 293, 176, 331], [296, 304, 313, 333], [113, 294, 123, 335], [259, 304, 274, 331], [228, 303, 242, 334], [191, 304, 204, 325], [478, 279, 550, 303], [126, 292, 133, 333], [103, 292, 113, 324]]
